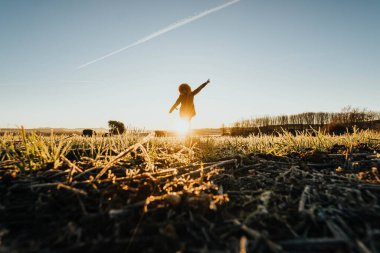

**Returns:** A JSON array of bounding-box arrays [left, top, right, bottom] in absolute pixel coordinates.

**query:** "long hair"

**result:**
[[178, 83, 191, 94]]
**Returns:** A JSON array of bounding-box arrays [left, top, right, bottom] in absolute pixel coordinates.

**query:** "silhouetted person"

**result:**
[[169, 79, 210, 126]]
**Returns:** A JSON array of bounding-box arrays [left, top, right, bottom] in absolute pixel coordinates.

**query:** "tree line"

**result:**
[[224, 106, 380, 135]]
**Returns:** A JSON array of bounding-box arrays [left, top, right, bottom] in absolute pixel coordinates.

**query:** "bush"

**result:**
[[82, 129, 96, 137], [108, 120, 126, 135]]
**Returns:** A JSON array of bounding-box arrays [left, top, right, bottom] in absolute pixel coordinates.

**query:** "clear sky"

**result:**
[[0, 0, 379, 130]]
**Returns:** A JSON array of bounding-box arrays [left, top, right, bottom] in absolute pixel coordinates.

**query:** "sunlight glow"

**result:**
[[174, 119, 191, 136]]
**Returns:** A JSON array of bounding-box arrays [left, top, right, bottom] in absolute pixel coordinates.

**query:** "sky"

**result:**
[[0, 0, 379, 130]]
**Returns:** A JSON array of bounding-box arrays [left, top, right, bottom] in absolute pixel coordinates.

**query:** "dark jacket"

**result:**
[[169, 82, 208, 120]]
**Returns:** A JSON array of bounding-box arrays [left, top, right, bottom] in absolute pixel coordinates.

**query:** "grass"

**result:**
[[1, 127, 379, 173], [1, 128, 380, 252]]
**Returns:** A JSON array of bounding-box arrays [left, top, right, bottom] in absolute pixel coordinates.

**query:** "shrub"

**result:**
[[82, 129, 96, 137], [108, 120, 126, 135]]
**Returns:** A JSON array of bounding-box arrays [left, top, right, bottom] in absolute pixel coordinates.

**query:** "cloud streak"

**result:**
[[77, 0, 240, 69], [0, 80, 96, 87]]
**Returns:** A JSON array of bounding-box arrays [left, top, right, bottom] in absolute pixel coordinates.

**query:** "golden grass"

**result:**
[[0, 127, 379, 172]]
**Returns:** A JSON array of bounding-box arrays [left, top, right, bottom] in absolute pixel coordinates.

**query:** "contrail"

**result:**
[[77, 0, 240, 69]]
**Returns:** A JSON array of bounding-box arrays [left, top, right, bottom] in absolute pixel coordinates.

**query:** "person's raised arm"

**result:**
[[192, 79, 210, 95], [169, 95, 182, 113]]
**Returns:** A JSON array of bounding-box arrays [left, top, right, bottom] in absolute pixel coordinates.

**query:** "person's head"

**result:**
[[178, 83, 191, 95]]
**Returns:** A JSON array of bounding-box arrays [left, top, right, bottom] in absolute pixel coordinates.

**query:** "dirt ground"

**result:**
[[1, 143, 380, 253]]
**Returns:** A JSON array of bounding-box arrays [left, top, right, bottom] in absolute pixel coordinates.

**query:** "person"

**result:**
[[169, 79, 210, 127]]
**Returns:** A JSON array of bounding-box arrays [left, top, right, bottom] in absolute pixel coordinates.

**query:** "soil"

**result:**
[[1, 144, 380, 253]]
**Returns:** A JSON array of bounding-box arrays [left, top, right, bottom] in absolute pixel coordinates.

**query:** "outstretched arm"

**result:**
[[192, 79, 210, 95], [169, 96, 182, 113]]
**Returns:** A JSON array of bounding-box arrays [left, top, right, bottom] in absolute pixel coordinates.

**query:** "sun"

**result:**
[[174, 119, 191, 136]]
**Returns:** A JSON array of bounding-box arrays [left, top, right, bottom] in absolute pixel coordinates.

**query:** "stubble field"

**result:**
[[1, 129, 380, 253]]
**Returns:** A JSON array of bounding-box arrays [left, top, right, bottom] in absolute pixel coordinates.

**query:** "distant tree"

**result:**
[[108, 120, 126, 135]]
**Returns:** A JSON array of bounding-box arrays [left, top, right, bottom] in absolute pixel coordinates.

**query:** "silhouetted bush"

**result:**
[[108, 120, 126, 135], [82, 129, 96, 137]]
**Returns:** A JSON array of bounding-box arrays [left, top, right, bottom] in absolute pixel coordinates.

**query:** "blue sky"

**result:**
[[0, 0, 379, 130]]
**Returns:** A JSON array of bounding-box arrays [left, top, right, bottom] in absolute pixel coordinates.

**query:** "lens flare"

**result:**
[[174, 119, 190, 135]]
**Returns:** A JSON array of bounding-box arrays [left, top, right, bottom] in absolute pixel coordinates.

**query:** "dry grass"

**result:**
[[1, 128, 380, 252], [1, 127, 379, 173]]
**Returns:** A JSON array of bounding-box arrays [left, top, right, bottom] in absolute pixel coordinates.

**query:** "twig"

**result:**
[[94, 133, 154, 181], [30, 181, 90, 189], [233, 219, 282, 253], [57, 183, 87, 196], [73, 166, 102, 180], [31, 182, 63, 188], [326, 220, 349, 241], [280, 238, 347, 249], [60, 155, 83, 183], [240, 236, 248, 253], [298, 185, 310, 212], [91, 168, 178, 184], [355, 239, 373, 253], [307, 163, 334, 168], [0, 160, 18, 167], [180, 159, 237, 178]]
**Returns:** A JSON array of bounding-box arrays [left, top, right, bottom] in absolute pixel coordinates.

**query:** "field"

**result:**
[[1, 129, 380, 253]]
